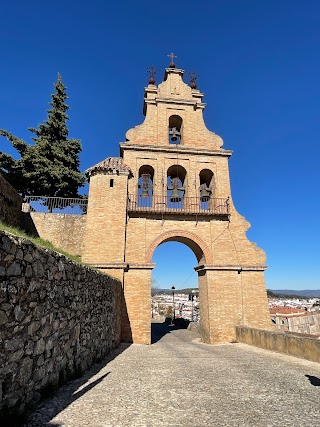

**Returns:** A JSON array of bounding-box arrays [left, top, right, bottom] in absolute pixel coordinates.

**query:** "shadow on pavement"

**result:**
[[19, 343, 131, 427], [305, 374, 320, 386], [151, 320, 189, 344]]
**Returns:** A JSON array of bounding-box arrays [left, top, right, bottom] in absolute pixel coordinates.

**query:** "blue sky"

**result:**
[[1, 1, 320, 290]]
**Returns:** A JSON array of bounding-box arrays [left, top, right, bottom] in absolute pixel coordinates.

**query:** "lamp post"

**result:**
[[170, 286, 175, 325], [191, 289, 196, 322]]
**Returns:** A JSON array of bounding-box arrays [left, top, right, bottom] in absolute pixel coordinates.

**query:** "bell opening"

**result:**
[[199, 169, 214, 209], [168, 115, 182, 145], [138, 167, 154, 207]]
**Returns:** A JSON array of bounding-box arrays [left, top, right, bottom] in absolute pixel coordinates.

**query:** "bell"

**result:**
[[200, 188, 211, 202], [141, 188, 150, 198], [170, 188, 181, 203], [169, 127, 181, 142], [140, 173, 151, 198]]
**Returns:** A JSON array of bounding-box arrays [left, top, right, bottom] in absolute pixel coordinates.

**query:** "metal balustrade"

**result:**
[[127, 194, 229, 216], [22, 196, 88, 215], [21, 195, 229, 217]]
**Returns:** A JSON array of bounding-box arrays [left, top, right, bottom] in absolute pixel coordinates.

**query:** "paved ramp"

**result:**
[[25, 322, 320, 427]]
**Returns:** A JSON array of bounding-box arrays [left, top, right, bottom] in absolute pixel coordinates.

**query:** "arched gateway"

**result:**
[[82, 60, 272, 344]]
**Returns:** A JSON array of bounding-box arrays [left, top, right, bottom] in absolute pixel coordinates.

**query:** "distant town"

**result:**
[[152, 288, 320, 337], [152, 289, 200, 323]]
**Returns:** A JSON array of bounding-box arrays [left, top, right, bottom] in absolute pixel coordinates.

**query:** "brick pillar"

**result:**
[[205, 269, 243, 343], [240, 270, 273, 330], [197, 269, 211, 343], [196, 265, 272, 343], [122, 264, 155, 344]]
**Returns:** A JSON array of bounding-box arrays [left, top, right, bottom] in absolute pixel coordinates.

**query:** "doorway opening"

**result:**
[[151, 241, 200, 343]]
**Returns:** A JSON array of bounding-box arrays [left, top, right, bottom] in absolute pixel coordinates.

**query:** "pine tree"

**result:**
[[0, 74, 85, 197], [0, 130, 28, 192]]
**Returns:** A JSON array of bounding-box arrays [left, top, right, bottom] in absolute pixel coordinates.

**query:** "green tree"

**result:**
[[0, 74, 85, 196]]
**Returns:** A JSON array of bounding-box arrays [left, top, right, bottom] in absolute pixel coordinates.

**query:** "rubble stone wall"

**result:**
[[236, 326, 320, 363], [0, 230, 122, 416], [0, 174, 22, 227]]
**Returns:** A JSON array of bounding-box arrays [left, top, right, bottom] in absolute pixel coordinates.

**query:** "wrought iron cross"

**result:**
[[167, 52, 177, 67], [168, 52, 177, 62], [146, 65, 156, 84], [147, 65, 156, 78], [188, 71, 199, 89]]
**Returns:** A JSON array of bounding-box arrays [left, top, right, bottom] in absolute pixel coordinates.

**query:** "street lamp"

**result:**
[[191, 289, 196, 322], [170, 286, 175, 326]]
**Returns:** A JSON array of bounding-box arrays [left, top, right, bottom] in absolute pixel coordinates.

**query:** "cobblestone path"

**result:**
[[24, 322, 320, 427]]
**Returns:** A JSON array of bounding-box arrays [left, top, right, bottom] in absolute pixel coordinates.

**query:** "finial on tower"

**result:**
[[167, 52, 177, 68], [146, 65, 156, 85], [188, 71, 199, 89]]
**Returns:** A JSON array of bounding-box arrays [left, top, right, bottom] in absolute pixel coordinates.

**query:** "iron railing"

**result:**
[[127, 194, 229, 216], [22, 195, 229, 216], [22, 196, 88, 215]]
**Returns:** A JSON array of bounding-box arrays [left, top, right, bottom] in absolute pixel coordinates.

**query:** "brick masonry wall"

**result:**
[[0, 230, 122, 416], [21, 213, 86, 256], [122, 215, 272, 343], [0, 174, 22, 227], [236, 326, 320, 363], [83, 66, 272, 345], [82, 173, 128, 265], [125, 68, 224, 150]]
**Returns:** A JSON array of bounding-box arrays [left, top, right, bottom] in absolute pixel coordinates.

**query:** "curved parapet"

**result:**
[[124, 67, 224, 150], [225, 201, 267, 267]]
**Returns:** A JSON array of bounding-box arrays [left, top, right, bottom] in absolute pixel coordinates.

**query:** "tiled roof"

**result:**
[[269, 307, 306, 315], [85, 157, 133, 178]]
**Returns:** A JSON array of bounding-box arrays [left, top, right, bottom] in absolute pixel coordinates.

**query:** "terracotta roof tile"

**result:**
[[85, 157, 133, 178], [269, 307, 306, 315]]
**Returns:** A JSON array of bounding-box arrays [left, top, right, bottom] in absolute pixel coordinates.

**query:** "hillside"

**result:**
[[153, 287, 320, 298], [269, 289, 320, 298]]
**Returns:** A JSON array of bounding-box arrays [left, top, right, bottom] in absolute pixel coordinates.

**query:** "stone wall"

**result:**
[[0, 230, 122, 416], [21, 213, 86, 256], [236, 326, 320, 363], [0, 174, 22, 227]]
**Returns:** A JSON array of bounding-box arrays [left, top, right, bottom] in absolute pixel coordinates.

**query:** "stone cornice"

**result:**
[[164, 67, 184, 76], [194, 265, 268, 272], [88, 262, 156, 271], [144, 97, 206, 110], [89, 263, 128, 270], [127, 263, 156, 270], [120, 143, 233, 158], [144, 85, 158, 94], [191, 89, 204, 98]]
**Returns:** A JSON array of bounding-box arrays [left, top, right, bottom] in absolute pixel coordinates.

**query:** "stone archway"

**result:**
[[148, 231, 210, 342], [121, 229, 213, 345], [146, 230, 210, 265]]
